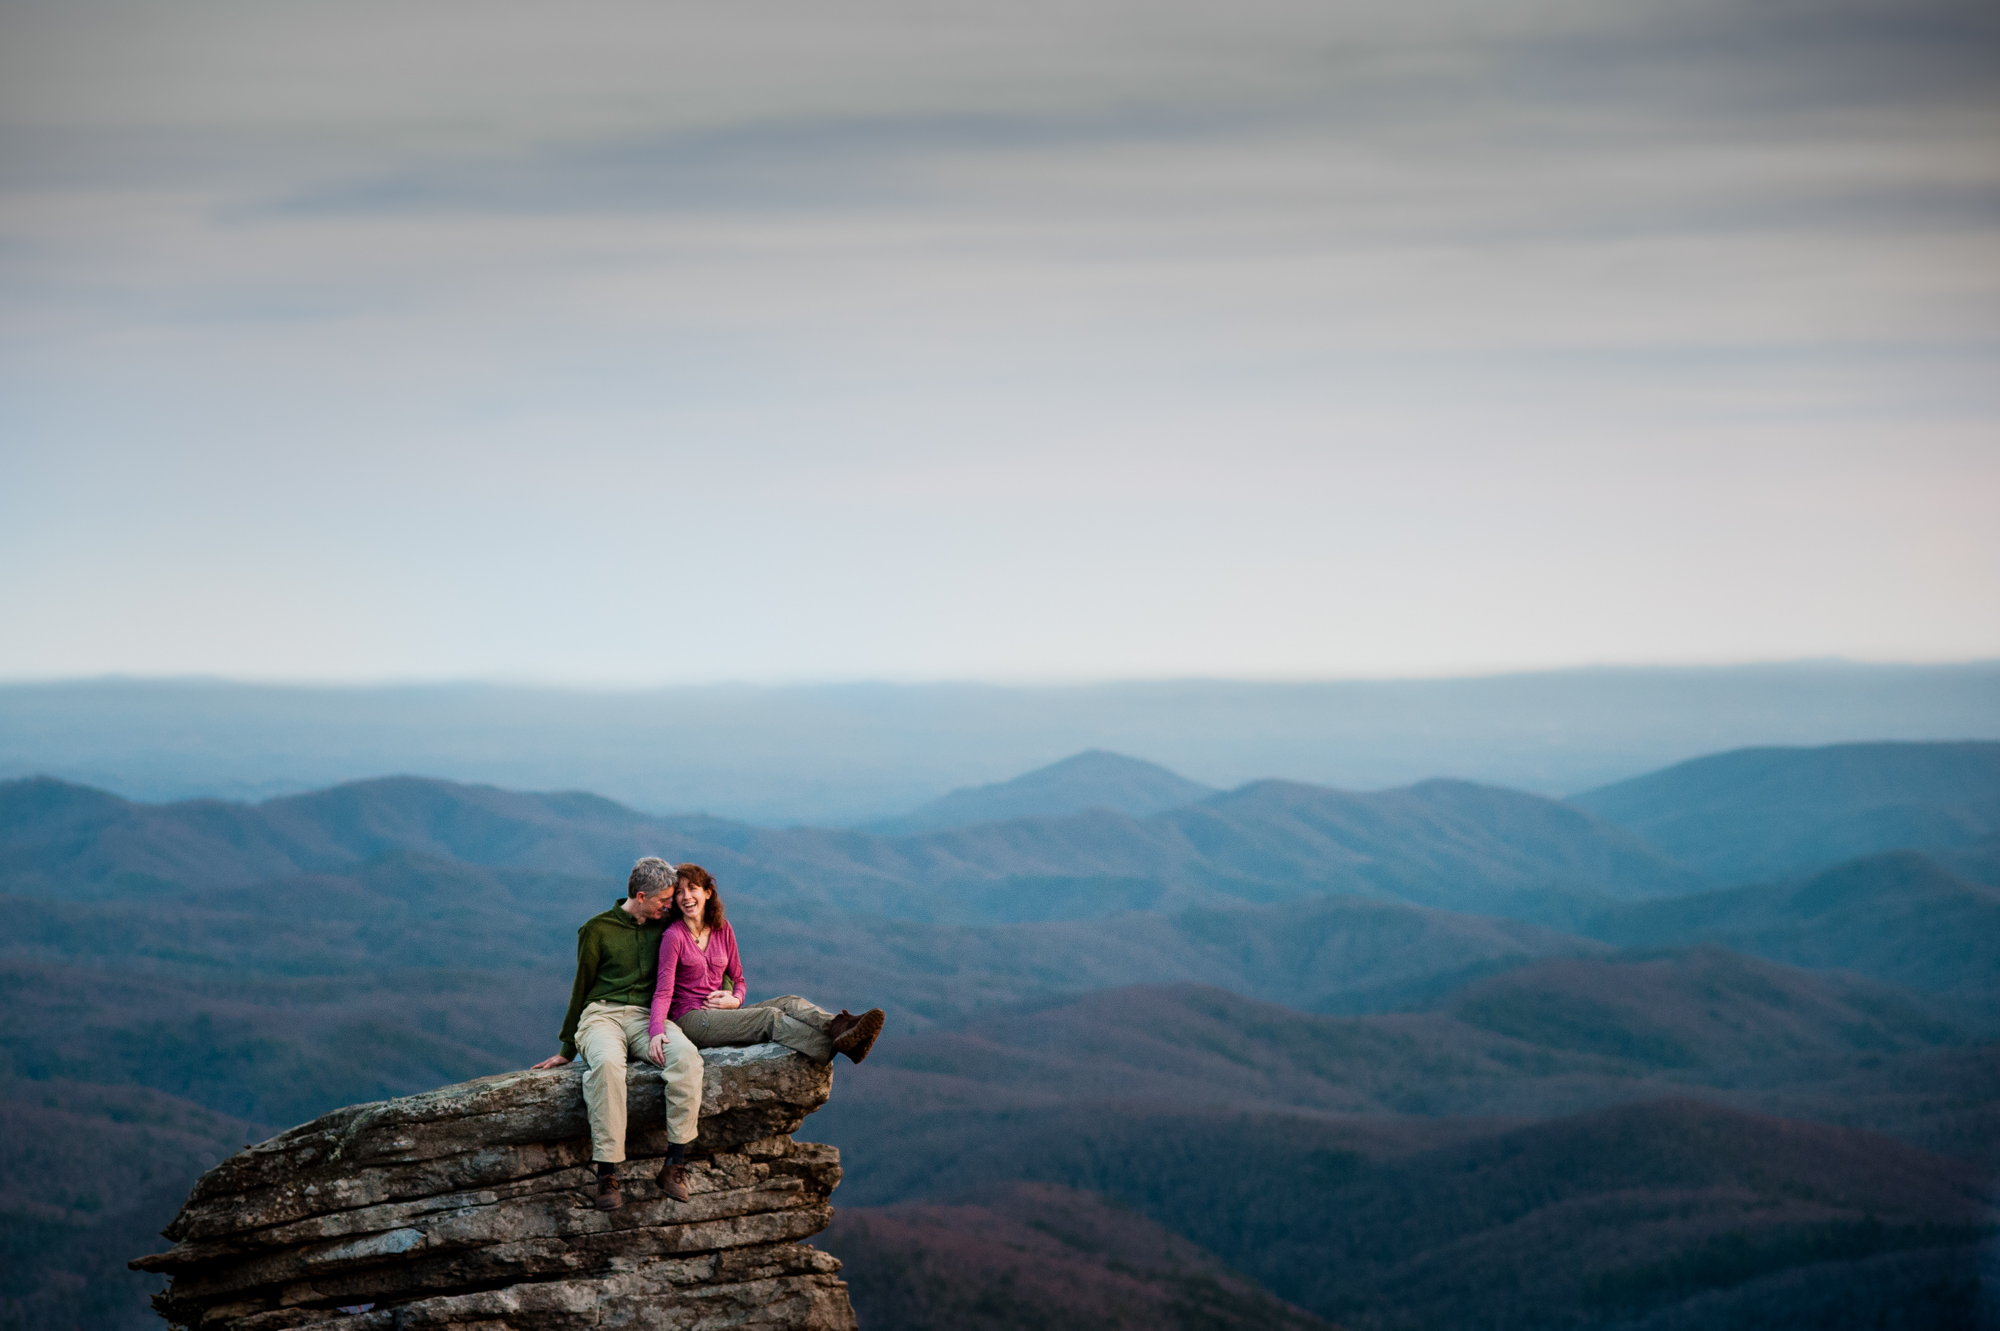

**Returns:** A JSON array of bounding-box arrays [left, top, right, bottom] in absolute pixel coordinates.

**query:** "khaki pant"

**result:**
[[574, 1001, 701, 1163], [675, 996, 837, 1064]]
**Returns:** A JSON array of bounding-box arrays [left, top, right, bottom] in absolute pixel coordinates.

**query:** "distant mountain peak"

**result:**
[[1571, 740, 2000, 883], [865, 750, 1215, 835]]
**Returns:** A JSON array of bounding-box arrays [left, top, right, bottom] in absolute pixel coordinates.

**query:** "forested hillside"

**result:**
[[2, 741, 1994, 1330], [1571, 741, 2000, 881]]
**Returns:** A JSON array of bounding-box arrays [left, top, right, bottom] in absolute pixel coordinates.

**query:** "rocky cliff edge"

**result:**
[[131, 1044, 859, 1331]]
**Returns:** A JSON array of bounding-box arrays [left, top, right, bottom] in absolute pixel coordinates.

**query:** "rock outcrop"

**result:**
[[132, 1044, 858, 1330]]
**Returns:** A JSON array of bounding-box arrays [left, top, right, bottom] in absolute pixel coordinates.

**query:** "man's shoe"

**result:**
[[833, 1008, 885, 1064], [824, 1010, 861, 1045], [593, 1172, 623, 1211], [657, 1160, 691, 1203]]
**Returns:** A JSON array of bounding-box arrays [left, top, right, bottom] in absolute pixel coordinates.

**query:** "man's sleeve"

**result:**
[[556, 924, 599, 1060]]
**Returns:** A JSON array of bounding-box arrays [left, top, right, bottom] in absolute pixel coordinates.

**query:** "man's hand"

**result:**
[[531, 1053, 573, 1070], [703, 989, 743, 1010], [646, 1034, 668, 1066]]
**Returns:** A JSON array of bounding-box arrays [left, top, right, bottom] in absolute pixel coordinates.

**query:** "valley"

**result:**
[[1, 740, 1995, 1329]]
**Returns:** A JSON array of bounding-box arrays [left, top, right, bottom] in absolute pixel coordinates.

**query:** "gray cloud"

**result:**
[[0, 0, 1995, 682]]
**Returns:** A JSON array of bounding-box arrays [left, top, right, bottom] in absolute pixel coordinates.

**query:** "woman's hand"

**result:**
[[703, 989, 742, 1010], [646, 1034, 669, 1066]]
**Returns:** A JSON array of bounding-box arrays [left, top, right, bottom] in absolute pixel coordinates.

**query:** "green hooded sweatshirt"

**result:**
[[556, 901, 668, 1059]]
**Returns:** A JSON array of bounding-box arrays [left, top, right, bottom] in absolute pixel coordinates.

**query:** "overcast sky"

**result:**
[[2, 0, 1996, 683]]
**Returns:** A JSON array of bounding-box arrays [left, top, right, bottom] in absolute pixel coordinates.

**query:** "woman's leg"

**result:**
[[741, 996, 837, 1062], [678, 1000, 835, 1064], [756, 995, 837, 1030], [641, 1021, 702, 1147], [676, 1005, 775, 1047], [764, 1001, 835, 1062]]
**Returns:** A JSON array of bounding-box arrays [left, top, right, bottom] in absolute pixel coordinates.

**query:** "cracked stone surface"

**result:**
[[133, 1044, 857, 1331]]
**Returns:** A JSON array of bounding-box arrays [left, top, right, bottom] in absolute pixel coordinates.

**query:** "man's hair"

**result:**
[[628, 857, 678, 898], [670, 862, 727, 931]]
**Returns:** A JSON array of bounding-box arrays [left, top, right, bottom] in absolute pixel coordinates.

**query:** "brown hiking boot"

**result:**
[[824, 1010, 861, 1044], [593, 1172, 623, 1211], [657, 1159, 690, 1203], [832, 1008, 885, 1064]]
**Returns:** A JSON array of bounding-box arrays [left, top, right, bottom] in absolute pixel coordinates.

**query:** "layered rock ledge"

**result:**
[[132, 1044, 859, 1331]]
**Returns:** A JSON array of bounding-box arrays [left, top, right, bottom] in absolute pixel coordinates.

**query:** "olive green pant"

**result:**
[[675, 995, 837, 1064], [575, 1000, 701, 1163]]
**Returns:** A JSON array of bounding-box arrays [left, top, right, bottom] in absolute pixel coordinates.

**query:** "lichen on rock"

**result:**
[[132, 1043, 859, 1330]]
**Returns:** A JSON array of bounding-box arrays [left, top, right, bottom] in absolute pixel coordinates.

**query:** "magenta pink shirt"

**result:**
[[649, 918, 747, 1034]]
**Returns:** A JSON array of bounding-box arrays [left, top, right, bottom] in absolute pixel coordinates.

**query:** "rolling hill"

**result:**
[[0, 774, 666, 895], [817, 1093, 1994, 1331], [1439, 949, 1963, 1073], [818, 961, 1969, 1133], [0, 1080, 266, 1331], [7, 751, 2000, 1331], [0, 846, 1601, 1077], [0, 772, 1700, 925], [1570, 741, 2000, 882], [803, 967, 1992, 1329], [863, 750, 1216, 834], [819, 1182, 1335, 1331], [1584, 850, 2000, 1006], [738, 890, 1602, 1026]]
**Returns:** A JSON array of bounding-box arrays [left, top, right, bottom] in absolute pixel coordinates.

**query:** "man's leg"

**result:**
[[575, 1002, 633, 1164], [678, 998, 835, 1063], [612, 1011, 702, 1202], [612, 1010, 703, 1146]]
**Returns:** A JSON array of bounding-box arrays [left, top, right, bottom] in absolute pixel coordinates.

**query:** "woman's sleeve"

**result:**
[[648, 928, 680, 1038], [726, 924, 747, 1001]]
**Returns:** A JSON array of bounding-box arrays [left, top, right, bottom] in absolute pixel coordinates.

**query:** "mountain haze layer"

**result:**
[[7, 664, 1998, 822]]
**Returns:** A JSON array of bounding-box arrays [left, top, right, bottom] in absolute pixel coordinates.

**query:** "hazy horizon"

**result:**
[[6, 650, 2000, 689], [7, 661, 1997, 823]]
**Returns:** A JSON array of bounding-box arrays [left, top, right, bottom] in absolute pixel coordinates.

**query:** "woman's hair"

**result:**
[[671, 862, 727, 931]]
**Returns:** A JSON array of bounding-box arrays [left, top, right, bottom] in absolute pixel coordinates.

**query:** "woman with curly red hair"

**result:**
[[647, 863, 884, 1076]]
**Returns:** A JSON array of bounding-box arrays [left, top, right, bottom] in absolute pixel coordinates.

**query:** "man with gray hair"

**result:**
[[531, 857, 703, 1210]]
